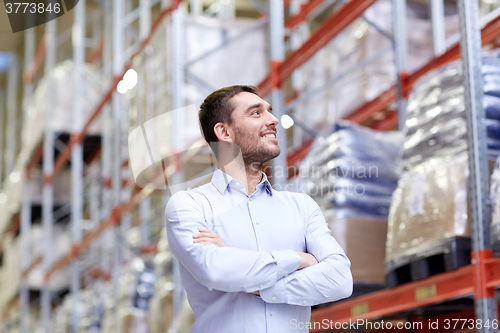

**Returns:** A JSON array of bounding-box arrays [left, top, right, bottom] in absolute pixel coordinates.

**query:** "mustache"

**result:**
[[260, 126, 277, 134]]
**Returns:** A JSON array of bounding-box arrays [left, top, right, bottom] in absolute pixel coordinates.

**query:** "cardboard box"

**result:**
[[326, 213, 387, 283]]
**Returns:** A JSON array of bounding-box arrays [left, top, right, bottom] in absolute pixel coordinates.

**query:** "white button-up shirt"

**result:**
[[165, 169, 352, 333]]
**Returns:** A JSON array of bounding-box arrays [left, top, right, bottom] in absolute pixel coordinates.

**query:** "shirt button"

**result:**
[[302, 300, 306, 305], [256, 221, 260, 224], [272, 296, 276, 301], [249, 197, 252, 201], [235, 182, 240, 186], [259, 285, 263, 289], [262, 248, 266, 252], [270, 311, 273, 316]]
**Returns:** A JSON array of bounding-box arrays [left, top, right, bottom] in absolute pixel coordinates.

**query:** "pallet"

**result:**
[[493, 241, 500, 258], [385, 237, 471, 288]]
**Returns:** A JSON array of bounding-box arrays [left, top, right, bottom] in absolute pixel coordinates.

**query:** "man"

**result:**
[[165, 85, 352, 333]]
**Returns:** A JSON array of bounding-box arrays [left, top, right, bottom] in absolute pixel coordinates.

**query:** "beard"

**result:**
[[233, 125, 280, 169]]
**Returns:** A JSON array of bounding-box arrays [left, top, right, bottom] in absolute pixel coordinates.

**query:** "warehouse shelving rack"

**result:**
[[255, 0, 500, 331], [0, 0, 261, 331], [0, 0, 499, 332], [0, 0, 185, 331]]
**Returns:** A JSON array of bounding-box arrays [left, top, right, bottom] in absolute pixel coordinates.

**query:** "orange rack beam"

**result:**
[[285, 0, 324, 29], [310, 258, 500, 332]]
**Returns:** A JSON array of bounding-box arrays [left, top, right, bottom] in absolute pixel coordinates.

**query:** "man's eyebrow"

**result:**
[[246, 103, 263, 113], [246, 103, 273, 113]]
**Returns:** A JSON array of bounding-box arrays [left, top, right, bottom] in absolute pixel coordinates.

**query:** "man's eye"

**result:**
[[252, 110, 260, 115]]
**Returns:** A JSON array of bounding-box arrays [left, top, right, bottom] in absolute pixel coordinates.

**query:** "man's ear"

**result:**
[[214, 122, 233, 143]]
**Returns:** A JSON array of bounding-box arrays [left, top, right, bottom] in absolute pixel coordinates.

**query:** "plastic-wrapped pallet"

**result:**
[[22, 60, 103, 155], [0, 59, 104, 242], [0, 234, 20, 309], [386, 152, 471, 270], [295, 122, 403, 284], [100, 257, 156, 333], [184, 15, 268, 110], [403, 54, 500, 169], [148, 229, 194, 333], [148, 230, 174, 333], [386, 53, 500, 283], [297, 122, 403, 217], [294, 0, 459, 131], [490, 155, 500, 256], [27, 224, 71, 290], [52, 287, 106, 333]]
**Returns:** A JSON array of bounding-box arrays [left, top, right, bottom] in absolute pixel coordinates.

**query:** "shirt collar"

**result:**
[[211, 169, 273, 196]]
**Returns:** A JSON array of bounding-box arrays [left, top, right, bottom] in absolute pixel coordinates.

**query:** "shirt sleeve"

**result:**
[[259, 195, 353, 306], [165, 191, 301, 293]]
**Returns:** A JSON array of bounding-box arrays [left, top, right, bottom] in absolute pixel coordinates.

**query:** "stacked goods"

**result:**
[[296, 122, 403, 284], [386, 152, 471, 276], [110, 258, 156, 333], [490, 157, 500, 256], [148, 230, 174, 333], [148, 230, 194, 333], [386, 53, 500, 283], [294, 0, 459, 132], [52, 286, 107, 333], [50, 258, 157, 333], [0, 60, 104, 236], [0, 235, 20, 308], [403, 56, 500, 170]]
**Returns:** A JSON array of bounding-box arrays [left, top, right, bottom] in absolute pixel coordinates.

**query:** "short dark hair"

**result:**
[[198, 85, 259, 143]]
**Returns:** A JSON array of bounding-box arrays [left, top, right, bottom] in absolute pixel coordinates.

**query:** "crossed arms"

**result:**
[[165, 192, 353, 306], [194, 228, 318, 296]]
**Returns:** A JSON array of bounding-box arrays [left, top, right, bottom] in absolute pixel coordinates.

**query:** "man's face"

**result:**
[[226, 92, 280, 166]]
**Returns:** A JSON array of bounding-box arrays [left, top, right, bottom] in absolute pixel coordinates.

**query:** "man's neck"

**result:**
[[219, 154, 263, 195], [244, 164, 263, 195]]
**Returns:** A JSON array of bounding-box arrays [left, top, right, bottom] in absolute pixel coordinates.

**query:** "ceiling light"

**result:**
[[281, 114, 294, 129], [123, 69, 138, 90], [9, 171, 20, 183], [117, 80, 128, 94]]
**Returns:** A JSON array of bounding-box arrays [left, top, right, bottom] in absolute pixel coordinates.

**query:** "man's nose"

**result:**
[[266, 111, 279, 126]]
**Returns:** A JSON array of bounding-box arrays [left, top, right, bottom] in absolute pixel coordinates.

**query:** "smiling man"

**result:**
[[165, 85, 353, 333]]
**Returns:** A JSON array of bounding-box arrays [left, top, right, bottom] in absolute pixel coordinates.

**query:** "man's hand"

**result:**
[[251, 252, 317, 296], [193, 229, 226, 247], [295, 251, 319, 270]]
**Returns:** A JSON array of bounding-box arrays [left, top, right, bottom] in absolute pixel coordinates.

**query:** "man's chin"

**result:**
[[264, 148, 280, 163]]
